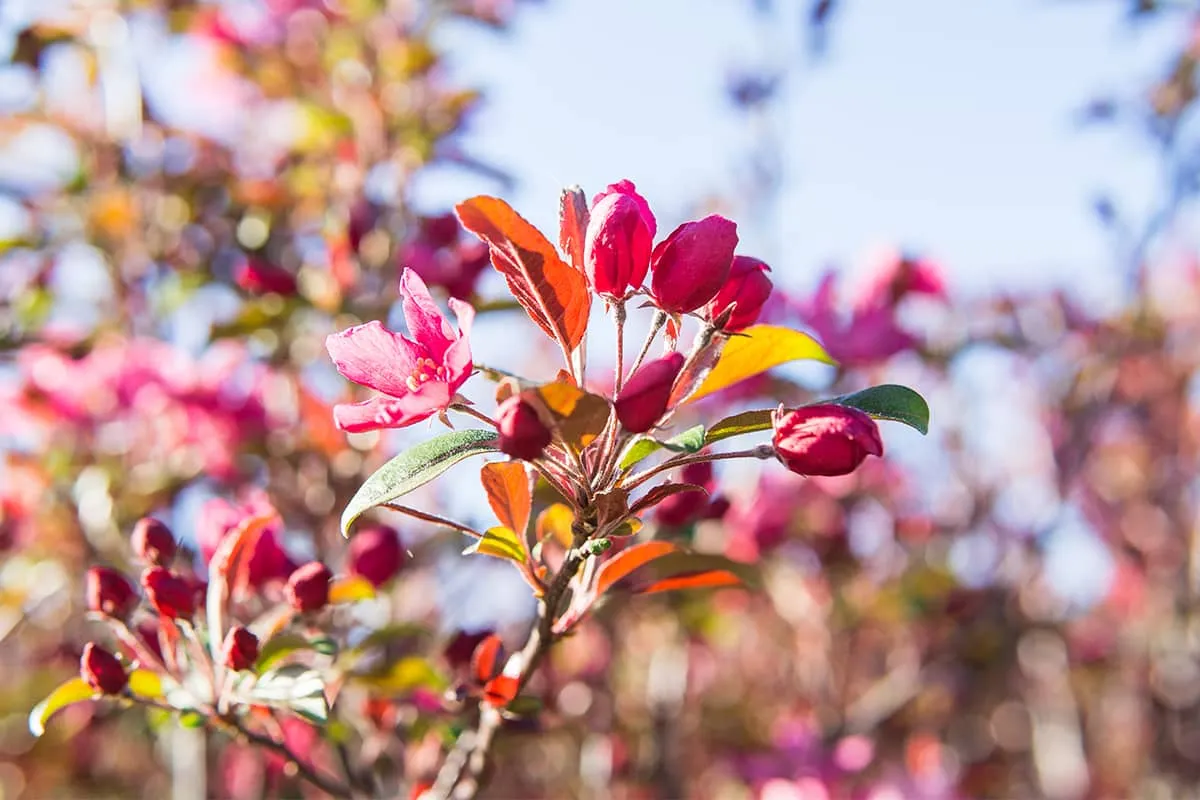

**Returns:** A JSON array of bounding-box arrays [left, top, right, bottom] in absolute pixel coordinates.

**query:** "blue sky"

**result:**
[[422, 0, 1190, 298]]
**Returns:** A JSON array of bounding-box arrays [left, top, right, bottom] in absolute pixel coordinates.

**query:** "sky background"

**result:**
[[420, 0, 1192, 301]]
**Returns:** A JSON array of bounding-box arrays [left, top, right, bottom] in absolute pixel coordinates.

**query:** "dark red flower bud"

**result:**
[[141, 567, 196, 620], [707, 255, 773, 331], [80, 642, 128, 695], [86, 567, 138, 619], [348, 524, 406, 588], [649, 215, 738, 313], [771, 404, 884, 477], [584, 180, 656, 298], [496, 396, 553, 461], [285, 562, 332, 613], [221, 626, 260, 671], [234, 257, 297, 296], [130, 517, 176, 566], [615, 352, 685, 433]]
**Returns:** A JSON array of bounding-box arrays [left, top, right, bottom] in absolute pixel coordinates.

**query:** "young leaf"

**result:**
[[636, 570, 743, 595], [687, 325, 835, 403], [832, 384, 930, 435], [353, 656, 448, 695], [128, 669, 164, 700], [481, 461, 532, 534], [559, 186, 589, 272], [207, 512, 277, 662], [29, 678, 96, 737], [329, 576, 376, 604], [341, 429, 497, 536], [535, 503, 574, 547], [703, 409, 773, 446], [526, 382, 610, 450], [471, 634, 505, 685], [593, 541, 679, 597], [483, 675, 520, 708], [256, 632, 316, 673], [456, 196, 591, 352], [465, 526, 527, 564], [630, 483, 708, 517], [618, 424, 706, 469], [244, 664, 329, 725]]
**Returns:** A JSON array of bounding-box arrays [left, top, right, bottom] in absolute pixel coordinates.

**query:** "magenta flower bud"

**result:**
[[131, 517, 176, 566], [86, 567, 138, 619], [285, 562, 332, 613], [221, 626, 260, 672], [707, 256, 773, 331], [615, 352, 685, 433], [496, 396, 553, 461], [649, 215, 738, 313], [584, 180, 656, 298], [771, 405, 884, 477], [141, 567, 196, 620], [348, 524, 407, 587], [234, 256, 298, 296], [81, 643, 128, 695]]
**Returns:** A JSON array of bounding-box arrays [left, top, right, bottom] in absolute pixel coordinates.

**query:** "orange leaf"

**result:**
[[558, 186, 590, 273], [471, 634, 505, 685], [636, 570, 742, 595], [536, 503, 575, 548], [480, 461, 531, 534], [593, 541, 678, 597], [456, 196, 591, 352], [483, 675, 520, 707]]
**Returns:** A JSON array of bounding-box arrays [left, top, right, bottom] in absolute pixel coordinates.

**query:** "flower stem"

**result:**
[[450, 404, 498, 429], [627, 310, 667, 380], [612, 301, 627, 393], [622, 446, 774, 492]]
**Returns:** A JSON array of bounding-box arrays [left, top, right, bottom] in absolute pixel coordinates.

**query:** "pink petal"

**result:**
[[332, 382, 452, 432], [400, 269, 455, 361], [325, 321, 423, 397]]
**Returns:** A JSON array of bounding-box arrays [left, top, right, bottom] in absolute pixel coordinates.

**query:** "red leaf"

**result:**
[[482, 675, 519, 708], [480, 461, 532, 535], [470, 634, 505, 685], [593, 541, 678, 597], [630, 483, 708, 517], [559, 186, 590, 274], [456, 196, 591, 352], [636, 569, 742, 595]]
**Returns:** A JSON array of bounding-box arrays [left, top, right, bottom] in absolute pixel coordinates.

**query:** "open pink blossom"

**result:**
[[326, 269, 474, 433]]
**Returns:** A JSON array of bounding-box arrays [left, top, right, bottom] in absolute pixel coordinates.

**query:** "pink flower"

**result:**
[[326, 269, 474, 432], [797, 272, 917, 367]]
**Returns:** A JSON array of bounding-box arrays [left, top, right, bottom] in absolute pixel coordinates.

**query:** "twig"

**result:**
[[382, 503, 483, 539]]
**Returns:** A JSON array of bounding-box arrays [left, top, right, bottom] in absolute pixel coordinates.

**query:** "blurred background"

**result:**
[[2, 0, 1200, 797]]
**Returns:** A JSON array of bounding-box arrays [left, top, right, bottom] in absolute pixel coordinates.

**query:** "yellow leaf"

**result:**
[[329, 576, 376, 605], [128, 669, 163, 700], [357, 656, 448, 695], [536, 503, 574, 548], [465, 526, 526, 564], [29, 678, 96, 737], [687, 325, 836, 404]]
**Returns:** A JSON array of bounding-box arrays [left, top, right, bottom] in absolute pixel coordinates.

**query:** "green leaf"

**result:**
[[341, 429, 498, 536], [703, 410, 773, 447], [29, 678, 96, 737], [242, 665, 329, 725], [256, 632, 315, 674], [832, 384, 930, 435], [618, 424, 707, 469], [464, 526, 526, 564]]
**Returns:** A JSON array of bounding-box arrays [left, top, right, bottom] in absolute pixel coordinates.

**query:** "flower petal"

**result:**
[[400, 269, 455, 361], [326, 322, 422, 397], [333, 391, 441, 433]]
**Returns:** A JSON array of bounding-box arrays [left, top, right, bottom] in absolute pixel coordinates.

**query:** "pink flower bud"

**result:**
[[221, 626, 260, 671], [649, 215, 738, 313], [285, 562, 332, 613], [348, 524, 407, 587], [141, 567, 196, 620], [234, 256, 298, 296], [81, 643, 128, 695], [86, 567, 138, 619], [615, 352, 685, 433], [584, 180, 656, 298], [707, 256, 773, 331], [496, 396, 553, 461], [130, 517, 176, 566], [771, 405, 883, 477]]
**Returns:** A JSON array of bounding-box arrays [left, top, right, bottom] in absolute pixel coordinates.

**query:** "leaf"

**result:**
[[481, 461, 532, 534], [128, 670, 164, 700], [688, 325, 835, 403], [465, 526, 527, 564], [356, 656, 447, 695], [483, 675, 520, 708], [618, 424, 706, 469], [456, 196, 591, 352], [207, 513, 277, 662], [593, 541, 679, 597], [525, 382, 610, 450], [536, 503, 574, 547], [558, 186, 589, 273], [630, 483, 708, 517], [245, 665, 328, 725], [341, 429, 497, 536], [832, 384, 930, 435], [29, 678, 96, 737], [703, 409, 773, 446], [329, 576, 376, 605], [256, 633, 315, 673], [636, 570, 743, 595], [470, 634, 505, 684]]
